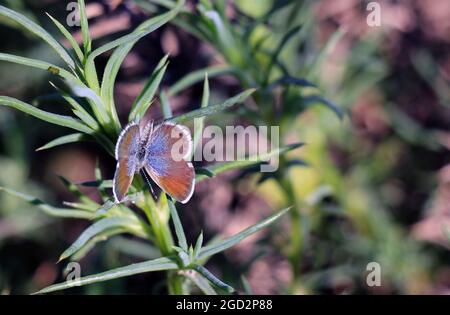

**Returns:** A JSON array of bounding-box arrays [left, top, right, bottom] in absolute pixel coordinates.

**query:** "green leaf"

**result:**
[[108, 237, 161, 260], [49, 82, 100, 130], [168, 65, 234, 96], [36, 133, 90, 151], [100, 44, 134, 130], [68, 83, 113, 128], [71, 227, 128, 261], [57, 176, 100, 210], [0, 96, 93, 134], [79, 179, 113, 189], [0, 186, 93, 219], [128, 54, 169, 122], [196, 143, 304, 182], [193, 265, 235, 294], [58, 216, 144, 262], [302, 95, 344, 120], [168, 88, 255, 123], [0, 5, 75, 69], [78, 0, 91, 55], [264, 25, 301, 84], [307, 28, 344, 79], [183, 269, 217, 295], [63, 201, 98, 212], [84, 0, 184, 93], [46, 12, 83, 63], [267, 75, 317, 90], [160, 90, 173, 119], [168, 198, 188, 251], [34, 256, 178, 294], [198, 207, 291, 259], [193, 231, 203, 259], [192, 74, 209, 158], [0, 53, 79, 83], [195, 167, 215, 178]]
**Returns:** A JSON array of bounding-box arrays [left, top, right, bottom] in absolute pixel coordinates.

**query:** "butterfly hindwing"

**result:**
[[144, 123, 195, 203], [113, 123, 140, 202]]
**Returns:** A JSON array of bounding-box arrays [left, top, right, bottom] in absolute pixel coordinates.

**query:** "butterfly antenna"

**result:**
[[140, 169, 157, 200]]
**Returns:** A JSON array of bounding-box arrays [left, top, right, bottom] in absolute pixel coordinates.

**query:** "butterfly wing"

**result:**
[[144, 122, 195, 204], [113, 123, 140, 202]]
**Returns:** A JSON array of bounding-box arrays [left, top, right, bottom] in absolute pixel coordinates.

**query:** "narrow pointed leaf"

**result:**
[[79, 179, 113, 189], [128, 55, 169, 122], [68, 84, 112, 128], [302, 95, 344, 120], [193, 265, 235, 293], [265, 25, 301, 83], [108, 237, 161, 260], [196, 143, 304, 182], [34, 256, 178, 294], [307, 28, 344, 78], [198, 207, 291, 259], [0, 96, 92, 134], [0, 186, 93, 219], [48, 82, 99, 130], [193, 231, 203, 259], [0, 5, 75, 69], [71, 227, 128, 261], [0, 53, 79, 82], [84, 0, 184, 92], [168, 198, 188, 251], [59, 216, 144, 262], [192, 74, 209, 159], [168, 65, 234, 96], [58, 176, 100, 209], [36, 133, 90, 151], [46, 12, 83, 62], [63, 201, 98, 212], [160, 90, 173, 119], [78, 0, 91, 54], [184, 270, 217, 295], [268, 75, 317, 90], [168, 88, 255, 123], [100, 44, 134, 128]]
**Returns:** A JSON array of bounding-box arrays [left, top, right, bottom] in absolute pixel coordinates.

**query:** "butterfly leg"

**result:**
[[140, 169, 158, 200]]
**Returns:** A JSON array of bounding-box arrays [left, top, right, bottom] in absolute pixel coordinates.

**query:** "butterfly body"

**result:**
[[113, 122, 195, 204]]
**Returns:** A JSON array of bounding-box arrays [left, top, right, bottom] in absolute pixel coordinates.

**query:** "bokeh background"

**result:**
[[1, 0, 450, 294]]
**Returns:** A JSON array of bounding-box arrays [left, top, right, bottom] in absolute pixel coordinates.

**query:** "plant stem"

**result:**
[[136, 177, 185, 294]]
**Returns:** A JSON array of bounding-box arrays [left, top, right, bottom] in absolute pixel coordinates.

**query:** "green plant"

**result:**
[[137, 0, 345, 292], [0, 0, 299, 294]]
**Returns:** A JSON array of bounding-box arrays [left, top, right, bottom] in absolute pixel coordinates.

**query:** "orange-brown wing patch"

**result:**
[[116, 123, 140, 160], [113, 159, 134, 202], [145, 160, 194, 204]]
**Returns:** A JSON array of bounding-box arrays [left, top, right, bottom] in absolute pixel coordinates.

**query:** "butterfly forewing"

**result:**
[[144, 123, 195, 203], [113, 123, 140, 202]]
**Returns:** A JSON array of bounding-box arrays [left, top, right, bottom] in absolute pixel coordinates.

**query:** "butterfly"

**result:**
[[113, 121, 195, 204]]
